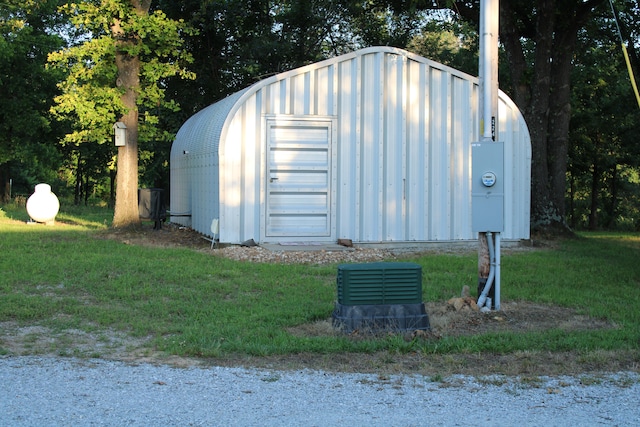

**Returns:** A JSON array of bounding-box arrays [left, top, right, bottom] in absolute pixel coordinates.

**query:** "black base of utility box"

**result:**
[[332, 302, 430, 333], [138, 188, 166, 230]]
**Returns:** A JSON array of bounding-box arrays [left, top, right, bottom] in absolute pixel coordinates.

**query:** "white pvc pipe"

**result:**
[[477, 232, 495, 308], [495, 232, 501, 310], [477, 232, 501, 310]]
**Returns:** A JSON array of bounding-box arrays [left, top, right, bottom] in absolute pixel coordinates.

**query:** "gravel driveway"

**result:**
[[1, 356, 638, 426]]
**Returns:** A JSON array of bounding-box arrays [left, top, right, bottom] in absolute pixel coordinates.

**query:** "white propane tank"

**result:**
[[26, 183, 60, 224]]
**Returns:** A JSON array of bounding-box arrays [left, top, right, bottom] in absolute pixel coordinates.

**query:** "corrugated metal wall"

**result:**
[[171, 47, 531, 244], [171, 89, 248, 234]]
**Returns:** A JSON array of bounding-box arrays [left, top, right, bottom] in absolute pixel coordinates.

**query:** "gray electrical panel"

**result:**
[[472, 142, 504, 232]]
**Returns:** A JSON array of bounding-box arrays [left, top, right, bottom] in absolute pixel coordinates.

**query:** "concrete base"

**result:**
[[258, 239, 528, 252], [260, 242, 353, 252], [332, 302, 430, 333]]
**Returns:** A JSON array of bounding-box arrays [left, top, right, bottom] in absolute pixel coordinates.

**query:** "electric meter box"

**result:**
[[472, 142, 504, 232]]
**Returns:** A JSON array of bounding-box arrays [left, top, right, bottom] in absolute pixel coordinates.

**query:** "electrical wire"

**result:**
[[609, 0, 640, 109]]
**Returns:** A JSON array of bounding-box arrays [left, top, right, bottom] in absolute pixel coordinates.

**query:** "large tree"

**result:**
[[452, 0, 611, 232], [49, 0, 194, 227]]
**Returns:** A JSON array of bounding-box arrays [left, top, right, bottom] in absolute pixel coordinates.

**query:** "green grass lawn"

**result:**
[[1, 202, 638, 374]]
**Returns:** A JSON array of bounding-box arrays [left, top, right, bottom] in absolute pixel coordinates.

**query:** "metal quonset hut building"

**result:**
[[170, 46, 531, 245]]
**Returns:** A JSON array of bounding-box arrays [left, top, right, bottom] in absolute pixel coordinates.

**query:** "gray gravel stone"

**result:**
[[1, 356, 638, 426]]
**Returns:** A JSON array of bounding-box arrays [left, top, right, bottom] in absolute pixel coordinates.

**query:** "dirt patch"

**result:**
[[260, 302, 630, 377], [97, 222, 213, 250], [425, 300, 614, 337], [98, 222, 412, 264], [283, 301, 616, 343], [2, 222, 634, 376], [0, 321, 152, 359], [1, 299, 625, 376]]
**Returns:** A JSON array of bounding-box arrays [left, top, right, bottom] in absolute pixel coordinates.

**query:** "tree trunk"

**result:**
[[547, 13, 581, 230], [112, 76, 140, 227], [568, 174, 576, 229], [498, 0, 556, 229], [588, 162, 599, 230], [0, 163, 10, 203], [526, 0, 556, 230], [499, 0, 603, 234], [74, 151, 82, 205], [111, 1, 151, 228], [84, 172, 90, 206], [606, 164, 618, 229], [110, 168, 116, 208]]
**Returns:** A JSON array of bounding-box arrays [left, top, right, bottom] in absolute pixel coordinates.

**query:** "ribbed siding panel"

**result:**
[[171, 47, 531, 243], [170, 90, 248, 236]]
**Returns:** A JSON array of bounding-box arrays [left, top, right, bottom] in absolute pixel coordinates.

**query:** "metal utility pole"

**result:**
[[473, 0, 502, 311], [479, 0, 499, 143]]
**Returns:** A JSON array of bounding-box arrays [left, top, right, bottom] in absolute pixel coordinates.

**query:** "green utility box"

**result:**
[[333, 262, 430, 333], [336, 262, 423, 305]]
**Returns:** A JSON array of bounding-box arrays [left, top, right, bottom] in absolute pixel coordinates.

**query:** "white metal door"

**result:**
[[266, 119, 333, 238]]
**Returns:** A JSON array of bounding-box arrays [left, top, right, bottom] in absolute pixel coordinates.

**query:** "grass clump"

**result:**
[[0, 203, 639, 376]]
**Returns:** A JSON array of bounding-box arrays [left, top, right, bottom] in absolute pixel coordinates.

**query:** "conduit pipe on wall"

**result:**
[[494, 232, 501, 310]]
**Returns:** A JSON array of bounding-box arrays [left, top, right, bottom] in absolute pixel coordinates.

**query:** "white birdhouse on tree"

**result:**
[[113, 122, 127, 146]]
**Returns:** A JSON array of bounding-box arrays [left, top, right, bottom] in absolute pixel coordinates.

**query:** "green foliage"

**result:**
[[407, 16, 478, 76], [346, 1, 420, 47], [48, 0, 195, 146], [0, 0, 67, 196], [159, 0, 358, 114], [46, 0, 196, 204], [568, 3, 640, 231]]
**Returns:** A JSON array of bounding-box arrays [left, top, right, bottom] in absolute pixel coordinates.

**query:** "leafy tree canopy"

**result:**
[[0, 0, 66, 198], [48, 0, 196, 148]]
